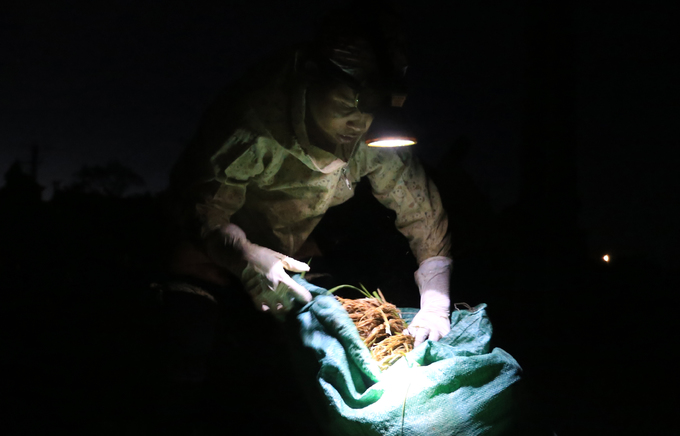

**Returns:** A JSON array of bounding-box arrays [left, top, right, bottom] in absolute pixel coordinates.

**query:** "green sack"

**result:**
[[290, 276, 525, 436]]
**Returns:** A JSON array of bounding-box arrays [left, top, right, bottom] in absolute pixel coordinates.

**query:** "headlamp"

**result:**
[[307, 4, 415, 148], [364, 97, 417, 148]]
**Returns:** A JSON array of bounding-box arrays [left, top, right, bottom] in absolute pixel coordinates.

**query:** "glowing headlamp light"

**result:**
[[364, 97, 417, 148]]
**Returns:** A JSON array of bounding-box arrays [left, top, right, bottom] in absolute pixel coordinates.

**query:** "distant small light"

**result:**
[[603, 254, 610, 263], [366, 138, 416, 147]]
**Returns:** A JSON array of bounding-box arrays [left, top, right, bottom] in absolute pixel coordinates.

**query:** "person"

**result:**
[[156, 3, 452, 434]]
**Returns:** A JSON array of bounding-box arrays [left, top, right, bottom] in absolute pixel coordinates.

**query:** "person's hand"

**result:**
[[241, 244, 312, 315], [404, 257, 453, 347], [221, 224, 312, 317]]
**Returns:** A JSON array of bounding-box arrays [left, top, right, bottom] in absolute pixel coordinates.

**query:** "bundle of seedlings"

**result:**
[[333, 285, 415, 370]]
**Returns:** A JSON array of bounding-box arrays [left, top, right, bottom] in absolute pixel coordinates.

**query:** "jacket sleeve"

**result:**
[[200, 133, 268, 233], [166, 124, 270, 278], [363, 146, 452, 264], [167, 90, 267, 253]]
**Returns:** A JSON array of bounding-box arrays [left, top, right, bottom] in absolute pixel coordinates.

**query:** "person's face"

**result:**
[[306, 81, 374, 151]]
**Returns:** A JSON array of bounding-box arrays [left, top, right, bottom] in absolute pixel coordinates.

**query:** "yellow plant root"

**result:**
[[337, 293, 415, 370], [371, 334, 414, 369]]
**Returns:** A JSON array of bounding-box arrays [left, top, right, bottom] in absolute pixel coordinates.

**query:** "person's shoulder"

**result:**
[[246, 46, 310, 145], [189, 46, 308, 161]]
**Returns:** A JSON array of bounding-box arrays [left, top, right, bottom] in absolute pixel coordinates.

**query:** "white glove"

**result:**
[[221, 224, 312, 316], [404, 256, 453, 347]]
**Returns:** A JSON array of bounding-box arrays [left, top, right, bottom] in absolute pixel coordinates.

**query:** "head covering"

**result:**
[[303, 1, 409, 112]]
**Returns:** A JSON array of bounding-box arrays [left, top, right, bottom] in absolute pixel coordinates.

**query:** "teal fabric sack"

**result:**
[[290, 276, 525, 436]]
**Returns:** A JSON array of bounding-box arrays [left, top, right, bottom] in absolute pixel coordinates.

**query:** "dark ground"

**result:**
[[1, 162, 677, 436]]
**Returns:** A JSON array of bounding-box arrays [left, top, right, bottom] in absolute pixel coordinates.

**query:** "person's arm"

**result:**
[[169, 122, 312, 316], [363, 146, 452, 346], [169, 125, 260, 275]]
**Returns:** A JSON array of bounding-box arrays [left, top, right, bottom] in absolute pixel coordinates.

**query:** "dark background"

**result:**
[[1, 1, 678, 435]]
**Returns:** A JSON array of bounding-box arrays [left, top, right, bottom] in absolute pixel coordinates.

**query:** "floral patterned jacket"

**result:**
[[168, 48, 450, 274]]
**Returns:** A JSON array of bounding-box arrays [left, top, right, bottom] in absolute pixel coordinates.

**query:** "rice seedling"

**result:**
[[331, 284, 415, 370]]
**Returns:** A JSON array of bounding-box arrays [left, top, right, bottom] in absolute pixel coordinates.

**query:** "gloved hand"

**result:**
[[221, 224, 312, 317], [404, 256, 453, 347]]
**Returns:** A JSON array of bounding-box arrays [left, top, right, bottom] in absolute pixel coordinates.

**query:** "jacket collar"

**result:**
[[289, 80, 347, 174], [247, 48, 357, 174]]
